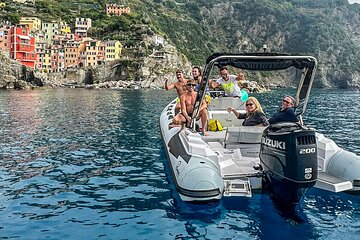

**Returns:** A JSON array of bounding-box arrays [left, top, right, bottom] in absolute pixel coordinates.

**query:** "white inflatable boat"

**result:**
[[160, 53, 360, 207]]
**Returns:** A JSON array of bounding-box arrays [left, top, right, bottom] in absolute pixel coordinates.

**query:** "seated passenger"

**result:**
[[268, 95, 298, 124], [172, 80, 208, 136], [227, 97, 269, 126], [209, 67, 243, 97]]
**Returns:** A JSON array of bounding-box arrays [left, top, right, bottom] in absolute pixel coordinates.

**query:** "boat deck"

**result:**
[[207, 141, 260, 177]]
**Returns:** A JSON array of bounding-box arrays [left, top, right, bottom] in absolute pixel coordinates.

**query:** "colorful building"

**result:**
[[106, 4, 130, 16], [97, 41, 106, 63], [0, 22, 11, 54], [75, 18, 91, 38], [38, 48, 52, 72], [20, 17, 41, 32], [105, 40, 122, 61], [42, 21, 60, 45], [59, 21, 71, 35], [51, 47, 65, 72], [33, 30, 46, 70], [84, 39, 99, 67], [9, 25, 36, 68], [64, 41, 80, 68]]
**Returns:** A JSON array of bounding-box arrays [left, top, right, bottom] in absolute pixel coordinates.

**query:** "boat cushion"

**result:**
[[225, 126, 266, 143]]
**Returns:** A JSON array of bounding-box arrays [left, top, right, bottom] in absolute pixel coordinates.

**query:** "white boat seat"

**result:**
[[225, 126, 266, 144], [207, 97, 246, 111], [210, 111, 244, 128]]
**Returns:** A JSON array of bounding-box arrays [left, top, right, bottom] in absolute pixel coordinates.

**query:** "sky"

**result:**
[[348, 0, 360, 3]]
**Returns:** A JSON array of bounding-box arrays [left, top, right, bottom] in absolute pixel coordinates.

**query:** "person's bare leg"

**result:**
[[169, 114, 182, 128], [200, 109, 208, 136], [175, 102, 180, 115]]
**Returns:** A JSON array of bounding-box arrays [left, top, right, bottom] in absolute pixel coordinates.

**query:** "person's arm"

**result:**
[[268, 113, 277, 125], [209, 80, 219, 89], [286, 108, 298, 122], [165, 79, 175, 90], [200, 99, 207, 112], [227, 107, 245, 119]]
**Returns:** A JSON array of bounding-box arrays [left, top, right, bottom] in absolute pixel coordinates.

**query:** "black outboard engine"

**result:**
[[260, 122, 318, 208]]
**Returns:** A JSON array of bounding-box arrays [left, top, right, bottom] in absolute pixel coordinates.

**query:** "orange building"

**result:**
[[106, 4, 130, 16], [64, 41, 80, 69], [9, 25, 36, 68]]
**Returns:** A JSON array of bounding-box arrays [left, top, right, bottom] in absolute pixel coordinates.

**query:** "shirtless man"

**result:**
[[165, 69, 188, 114], [172, 80, 208, 136]]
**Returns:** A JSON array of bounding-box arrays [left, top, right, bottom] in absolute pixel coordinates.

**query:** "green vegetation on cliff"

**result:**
[[1, 0, 359, 88]]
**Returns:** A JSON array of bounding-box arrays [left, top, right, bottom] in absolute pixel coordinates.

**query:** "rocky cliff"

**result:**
[[1, 41, 191, 89], [0, 50, 43, 89]]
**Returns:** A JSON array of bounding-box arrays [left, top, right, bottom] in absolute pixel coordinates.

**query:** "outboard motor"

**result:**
[[260, 122, 318, 208]]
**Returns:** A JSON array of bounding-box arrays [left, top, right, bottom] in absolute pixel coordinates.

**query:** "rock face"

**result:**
[[0, 41, 191, 89], [44, 42, 192, 89], [0, 51, 43, 89]]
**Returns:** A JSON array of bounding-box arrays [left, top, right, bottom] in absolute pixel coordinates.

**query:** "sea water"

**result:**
[[0, 88, 359, 240]]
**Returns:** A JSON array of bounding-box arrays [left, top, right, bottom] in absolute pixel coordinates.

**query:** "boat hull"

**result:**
[[160, 100, 224, 202]]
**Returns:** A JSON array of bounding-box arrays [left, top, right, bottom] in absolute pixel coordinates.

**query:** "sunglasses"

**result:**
[[283, 99, 291, 104], [186, 84, 196, 87], [246, 103, 254, 107]]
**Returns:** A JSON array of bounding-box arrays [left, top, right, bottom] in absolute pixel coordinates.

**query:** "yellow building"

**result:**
[[20, 17, 42, 32], [105, 40, 122, 61], [84, 39, 99, 67], [38, 48, 52, 73], [59, 21, 71, 35]]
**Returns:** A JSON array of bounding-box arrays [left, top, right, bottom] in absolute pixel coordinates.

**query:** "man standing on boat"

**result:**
[[172, 80, 208, 136], [268, 95, 298, 124], [209, 67, 243, 97], [165, 69, 188, 114]]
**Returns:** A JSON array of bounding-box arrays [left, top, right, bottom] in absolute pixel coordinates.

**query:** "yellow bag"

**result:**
[[208, 119, 223, 131], [205, 95, 212, 104]]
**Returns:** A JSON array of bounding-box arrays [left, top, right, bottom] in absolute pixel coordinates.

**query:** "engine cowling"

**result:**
[[260, 122, 318, 208]]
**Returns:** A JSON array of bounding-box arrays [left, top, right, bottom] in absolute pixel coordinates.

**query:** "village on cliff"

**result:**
[[0, 2, 166, 81], [0, 0, 266, 92]]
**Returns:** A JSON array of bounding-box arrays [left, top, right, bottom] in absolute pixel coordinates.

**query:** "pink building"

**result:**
[[0, 23, 11, 54], [106, 4, 130, 16]]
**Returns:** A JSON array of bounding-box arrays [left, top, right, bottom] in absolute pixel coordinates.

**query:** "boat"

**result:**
[[159, 53, 360, 208]]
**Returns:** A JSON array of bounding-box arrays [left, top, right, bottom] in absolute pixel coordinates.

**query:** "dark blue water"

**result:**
[[0, 89, 359, 240]]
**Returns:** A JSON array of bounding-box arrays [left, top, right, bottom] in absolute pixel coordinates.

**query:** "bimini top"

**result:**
[[190, 53, 318, 129], [205, 52, 316, 71]]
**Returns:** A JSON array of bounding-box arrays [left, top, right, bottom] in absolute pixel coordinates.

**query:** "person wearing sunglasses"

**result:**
[[227, 97, 269, 126], [209, 67, 243, 97], [172, 80, 208, 136], [268, 95, 298, 124]]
